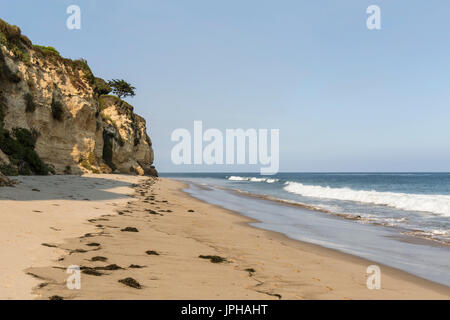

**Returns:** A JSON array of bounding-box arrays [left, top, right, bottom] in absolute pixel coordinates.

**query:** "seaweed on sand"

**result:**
[[121, 227, 139, 232], [118, 277, 141, 289], [199, 255, 227, 263]]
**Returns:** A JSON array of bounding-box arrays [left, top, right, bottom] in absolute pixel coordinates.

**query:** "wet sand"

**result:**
[[1, 176, 449, 299]]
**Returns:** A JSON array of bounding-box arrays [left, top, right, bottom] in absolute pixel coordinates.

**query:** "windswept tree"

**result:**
[[108, 79, 136, 100]]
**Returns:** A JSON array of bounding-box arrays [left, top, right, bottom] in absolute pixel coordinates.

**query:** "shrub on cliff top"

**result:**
[[0, 19, 31, 48], [32, 45, 59, 57], [32, 45, 94, 87], [94, 77, 112, 96], [0, 19, 32, 65], [108, 79, 136, 100]]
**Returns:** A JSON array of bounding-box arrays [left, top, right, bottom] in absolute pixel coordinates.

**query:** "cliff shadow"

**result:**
[[0, 175, 143, 202]]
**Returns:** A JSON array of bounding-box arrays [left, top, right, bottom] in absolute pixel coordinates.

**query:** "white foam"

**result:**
[[227, 176, 279, 183], [283, 181, 450, 216]]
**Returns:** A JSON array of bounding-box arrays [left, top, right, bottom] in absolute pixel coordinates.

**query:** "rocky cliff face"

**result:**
[[0, 172, 12, 186], [0, 19, 157, 177]]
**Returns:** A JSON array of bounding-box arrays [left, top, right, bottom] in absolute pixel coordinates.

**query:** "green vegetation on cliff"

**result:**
[[0, 19, 32, 65], [0, 127, 51, 175], [108, 79, 136, 100]]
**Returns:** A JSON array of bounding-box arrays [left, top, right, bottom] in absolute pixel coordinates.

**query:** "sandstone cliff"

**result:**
[[0, 19, 157, 177]]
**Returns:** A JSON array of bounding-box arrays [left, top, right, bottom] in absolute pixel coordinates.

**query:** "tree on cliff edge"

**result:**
[[108, 79, 136, 100]]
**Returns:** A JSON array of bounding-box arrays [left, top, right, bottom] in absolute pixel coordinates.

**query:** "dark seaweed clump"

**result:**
[[91, 256, 108, 262], [95, 264, 123, 271], [81, 267, 103, 276], [199, 255, 227, 263], [86, 242, 101, 247], [121, 227, 139, 232], [129, 264, 145, 269], [118, 277, 141, 289]]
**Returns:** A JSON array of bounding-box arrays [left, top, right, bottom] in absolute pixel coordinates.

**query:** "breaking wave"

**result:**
[[283, 181, 450, 216]]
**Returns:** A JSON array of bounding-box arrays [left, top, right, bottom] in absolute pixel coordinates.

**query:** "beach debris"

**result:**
[[245, 268, 256, 275], [86, 242, 101, 247], [188, 209, 195, 213], [27, 272, 47, 280], [81, 267, 103, 276], [256, 291, 282, 299], [121, 227, 139, 232], [33, 210, 42, 213], [119, 277, 142, 289], [94, 264, 123, 271], [70, 249, 88, 254], [88, 218, 109, 223], [49, 295, 64, 300], [91, 256, 108, 262], [199, 255, 227, 263], [129, 264, 146, 269], [41, 243, 58, 248], [146, 250, 160, 255], [31, 188, 40, 192], [82, 233, 95, 238], [145, 209, 159, 215]]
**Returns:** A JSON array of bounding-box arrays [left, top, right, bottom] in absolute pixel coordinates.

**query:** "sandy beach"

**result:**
[[0, 175, 449, 300]]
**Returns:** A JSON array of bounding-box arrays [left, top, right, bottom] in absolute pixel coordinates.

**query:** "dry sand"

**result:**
[[0, 175, 449, 300]]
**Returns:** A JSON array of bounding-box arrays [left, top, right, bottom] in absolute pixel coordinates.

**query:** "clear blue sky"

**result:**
[[2, 1, 450, 172]]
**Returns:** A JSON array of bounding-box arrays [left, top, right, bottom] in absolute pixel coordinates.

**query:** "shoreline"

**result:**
[[1, 176, 449, 299], [180, 181, 450, 292]]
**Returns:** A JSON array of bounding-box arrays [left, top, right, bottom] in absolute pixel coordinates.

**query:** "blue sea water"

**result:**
[[163, 172, 450, 244]]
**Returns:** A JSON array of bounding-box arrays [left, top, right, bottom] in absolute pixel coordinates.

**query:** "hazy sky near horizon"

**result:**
[[2, 1, 450, 172]]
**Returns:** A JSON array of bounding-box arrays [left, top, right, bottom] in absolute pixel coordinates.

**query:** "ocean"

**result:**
[[162, 172, 450, 285]]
